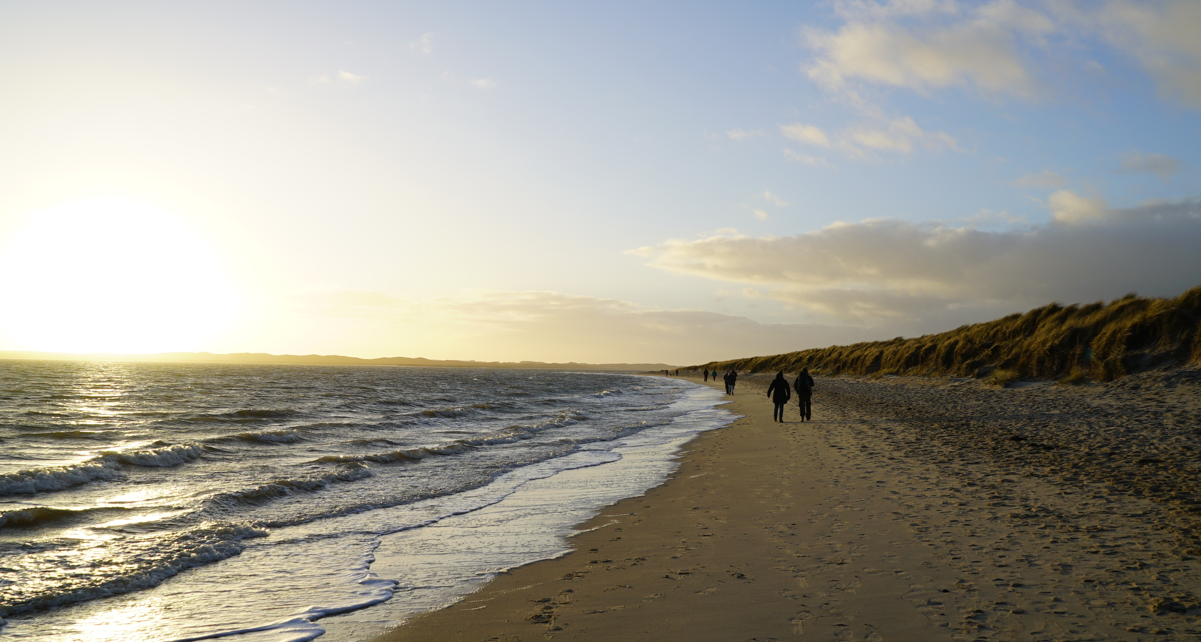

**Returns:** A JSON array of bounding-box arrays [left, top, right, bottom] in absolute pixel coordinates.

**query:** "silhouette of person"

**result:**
[[767, 371, 791, 422], [729, 370, 737, 394], [704, 369, 709, 382], [794, 368, 815, 421], [723, 370, 732, 395]]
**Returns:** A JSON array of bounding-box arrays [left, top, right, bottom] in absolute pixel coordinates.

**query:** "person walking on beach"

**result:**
[[704, 370, 709, 382], [729, 370, 737, 394], [766, 371, 791, 422], [794, 367, 815, 421]]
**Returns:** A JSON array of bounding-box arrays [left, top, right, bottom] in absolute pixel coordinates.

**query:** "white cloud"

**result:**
[[726, 128, 765, 140], [632, 194, 1201, 326], [803, 1, 1052, 98], [1048, 189, 1106, 224], [1090, 0, 1201, 108], [753, 209, 770, 221], [338, 70, 367, 84], [783, 149, 833, 167], [783, 117, 957, 158], [833, 0, 960, 21], [412, 32, 434, 55], [470, 78, 496, 89], [764, 191, 790, 206], [781, 123, 831, 148], [1119, 151, 1182, 178], [1013, 170, 1068, 188], [849, 116, 958, 153]]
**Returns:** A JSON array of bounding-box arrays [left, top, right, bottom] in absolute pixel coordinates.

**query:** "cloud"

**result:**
[[1090, 0, 1201, 108], [833, 0, 960, 21], [1013, 170, 1068, 188], [470, 78, 496, 89], [248, 289, 877, 364], [632, 193, 1201, 326], [764, 191, 790, 206], [753, 209, 770, 221], [848, 116, 958, 153], [803, 1, 1053, 98], [307, 74, 332, 86], [783, 149, 833, 167], [1048, 189, 1107, 224], [782, 117, 957, 158], [781, 123, 831, 148], [338, 70, 367, 84], [727, 128, 765, 140], [1119, 151, 1182, 178], [412, 32, 434, 54]]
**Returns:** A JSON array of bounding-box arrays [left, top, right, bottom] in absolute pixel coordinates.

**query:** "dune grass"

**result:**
[[695, 285, 1201, 382]]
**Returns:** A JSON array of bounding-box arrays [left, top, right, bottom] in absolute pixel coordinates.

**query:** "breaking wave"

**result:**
[[0, 443, 206, 496]]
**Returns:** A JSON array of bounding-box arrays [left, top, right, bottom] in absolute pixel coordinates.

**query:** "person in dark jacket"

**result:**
[[723, 371, 732, 394], [794, 367, 815, 421], [729, 370, 737, 394], [766, 371, 791, 422]]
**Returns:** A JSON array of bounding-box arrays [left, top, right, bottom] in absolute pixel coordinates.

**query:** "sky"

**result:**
[[1, 0, 1199, 365]]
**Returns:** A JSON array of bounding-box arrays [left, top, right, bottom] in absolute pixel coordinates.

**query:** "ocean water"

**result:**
[[0, 360, 730, 641]]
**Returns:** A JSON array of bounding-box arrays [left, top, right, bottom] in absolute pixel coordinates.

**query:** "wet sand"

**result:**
[[371, 369, 1201, 641]]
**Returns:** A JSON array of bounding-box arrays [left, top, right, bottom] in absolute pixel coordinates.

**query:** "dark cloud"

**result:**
[[635, 194, 1201, 328]]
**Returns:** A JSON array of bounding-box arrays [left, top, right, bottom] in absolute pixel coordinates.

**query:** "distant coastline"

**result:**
[[0, 350, 675, 372]]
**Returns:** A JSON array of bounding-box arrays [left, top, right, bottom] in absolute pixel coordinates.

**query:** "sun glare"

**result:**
[[0, 199, 238, 354]]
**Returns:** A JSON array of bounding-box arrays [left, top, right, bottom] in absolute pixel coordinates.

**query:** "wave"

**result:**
[[0, 443, 206, 496], [105, 443, 206, 467], [593, 389, 623, 397], [313, 443, 468, 465], [0, 461, 124, 496], [210, 428, 306, 445], [1, 506, 95, 529], [205, 464, 373, 509], [470, 401, 515, 410], [337, 437, 404, 447], [419, 407, 470, 418], [23, 429, 108, 439], [184, 409, 301, 423], [314, 412, 585, 466], [0, 505, 137, 530], [0, 522, 268, 620]]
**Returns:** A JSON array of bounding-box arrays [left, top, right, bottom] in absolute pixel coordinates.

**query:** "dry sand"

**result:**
[[371, 370, 1201, 641]]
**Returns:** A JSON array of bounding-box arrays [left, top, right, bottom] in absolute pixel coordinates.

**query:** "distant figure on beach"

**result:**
[[729, 370, 737, 394], [722, 371, 732, 394], [675, 369, 679, 377], [766, 371, 791, 422], [794, 368, 815, 421], [712, 369, 718, 381], [703, 370, 709, 382]]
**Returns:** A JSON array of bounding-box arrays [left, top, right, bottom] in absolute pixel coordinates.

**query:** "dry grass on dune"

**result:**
[[697, 284, 1201, 383]]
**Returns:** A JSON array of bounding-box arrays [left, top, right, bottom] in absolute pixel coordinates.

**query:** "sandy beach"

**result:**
[[372, 370, 1201, 641]]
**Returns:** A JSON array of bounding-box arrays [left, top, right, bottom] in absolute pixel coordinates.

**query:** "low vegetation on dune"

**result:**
[[697, 285, 1201, 383]]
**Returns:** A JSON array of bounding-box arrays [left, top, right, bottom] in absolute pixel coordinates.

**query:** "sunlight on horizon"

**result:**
[[0, 199, 239, 354]]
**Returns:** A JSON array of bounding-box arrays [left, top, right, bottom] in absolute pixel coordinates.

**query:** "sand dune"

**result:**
[[373, 370, 1201, 641]]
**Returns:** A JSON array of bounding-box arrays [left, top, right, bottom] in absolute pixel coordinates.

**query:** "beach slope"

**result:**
[[374, 372, 1201, 641]]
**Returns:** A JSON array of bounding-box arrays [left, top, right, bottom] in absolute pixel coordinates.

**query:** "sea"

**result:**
[[0, 360, 732, 641]]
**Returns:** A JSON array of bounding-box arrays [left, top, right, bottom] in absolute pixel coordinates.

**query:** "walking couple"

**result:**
[[766, 368, 814, 422]]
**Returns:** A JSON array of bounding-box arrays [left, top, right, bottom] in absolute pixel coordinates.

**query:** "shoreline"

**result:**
[[370, 371, 1201, 641]]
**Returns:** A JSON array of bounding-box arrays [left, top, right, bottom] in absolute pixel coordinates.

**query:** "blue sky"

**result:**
[[1, 1, 1198, 363]]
